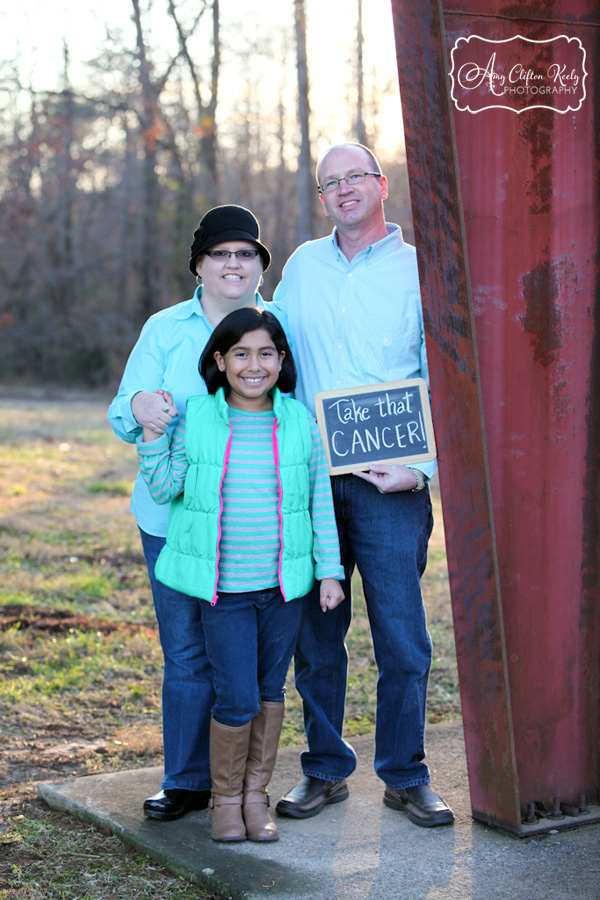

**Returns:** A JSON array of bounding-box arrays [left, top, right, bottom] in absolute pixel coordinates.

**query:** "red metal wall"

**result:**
[[391, 0, 600, 833]]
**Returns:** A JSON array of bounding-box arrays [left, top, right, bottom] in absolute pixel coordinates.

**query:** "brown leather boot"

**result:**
[[209, 717, 252, 842], [243, 701, 285, 842]]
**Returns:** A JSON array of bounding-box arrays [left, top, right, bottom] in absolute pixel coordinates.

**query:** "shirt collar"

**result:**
[[330, 223, 404, 262], [171, 287, 205, 321]]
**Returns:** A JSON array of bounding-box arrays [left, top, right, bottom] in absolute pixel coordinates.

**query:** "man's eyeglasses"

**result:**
[[204, 249, 260, 260], [318, 171, 381, 195]]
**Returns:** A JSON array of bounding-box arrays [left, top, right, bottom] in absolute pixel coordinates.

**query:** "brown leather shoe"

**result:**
[[275, 776, 349, 819], [383, 784, 454, 827], [143, 788, 211, 821]]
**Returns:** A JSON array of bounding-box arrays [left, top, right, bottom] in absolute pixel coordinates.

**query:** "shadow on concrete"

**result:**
[[39, 722, 600, 900]]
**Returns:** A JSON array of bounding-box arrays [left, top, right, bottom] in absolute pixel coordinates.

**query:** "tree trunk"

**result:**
[[131, 0, 162, 324], [205, 0, 220, 196], [294, 0, 315, 244], [166, 0, 220, 200], [355, 0, 367, 145]]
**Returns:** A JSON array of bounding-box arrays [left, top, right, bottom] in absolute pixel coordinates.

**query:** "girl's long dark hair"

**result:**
[[199, 307, 297, 394]]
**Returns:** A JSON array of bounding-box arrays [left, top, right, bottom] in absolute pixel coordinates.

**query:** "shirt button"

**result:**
[[336, 380, 341, 386], [337, 343, 343, 349], [341, 307, 346, 312], [347, 273, 352, 278]]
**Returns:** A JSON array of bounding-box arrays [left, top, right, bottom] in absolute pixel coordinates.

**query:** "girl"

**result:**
[[138, 307, 344, 844]]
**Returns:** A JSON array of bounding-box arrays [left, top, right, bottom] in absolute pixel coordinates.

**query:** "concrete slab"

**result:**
[[38, 722, 600, 900]]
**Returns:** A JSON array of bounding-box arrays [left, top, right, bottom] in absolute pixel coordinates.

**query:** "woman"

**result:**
[[108, 205, 271, 821]]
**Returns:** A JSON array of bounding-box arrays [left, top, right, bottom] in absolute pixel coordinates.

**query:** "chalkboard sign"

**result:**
[[314, 378, 436, 476]]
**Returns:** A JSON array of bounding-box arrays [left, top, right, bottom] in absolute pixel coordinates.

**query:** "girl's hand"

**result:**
[[320, 579, 345, 612], [133, 390, 179, 437], [153, 389, 177, 410]]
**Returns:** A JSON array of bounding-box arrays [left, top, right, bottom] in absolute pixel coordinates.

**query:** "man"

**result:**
[[269, 143, 453, 828]]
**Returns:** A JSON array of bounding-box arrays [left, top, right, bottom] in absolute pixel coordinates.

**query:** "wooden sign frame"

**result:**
[[314, 378, 436, 476]]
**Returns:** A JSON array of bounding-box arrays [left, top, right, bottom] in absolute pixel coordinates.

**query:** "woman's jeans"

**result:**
[[139, 528, 214, 792], [199, 587, 305, 727], [294, 474, 434, 790]]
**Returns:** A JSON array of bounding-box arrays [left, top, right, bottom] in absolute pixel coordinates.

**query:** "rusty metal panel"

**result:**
[[391, 0, 600, 834], [390, 0, 521, 831]]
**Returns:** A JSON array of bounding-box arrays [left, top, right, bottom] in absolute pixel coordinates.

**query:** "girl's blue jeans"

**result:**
[[139, 527, 214, 792], [199, 586, 305, 727]]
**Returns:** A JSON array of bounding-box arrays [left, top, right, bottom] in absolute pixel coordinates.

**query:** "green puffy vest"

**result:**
[[155, 387, 316, 603]]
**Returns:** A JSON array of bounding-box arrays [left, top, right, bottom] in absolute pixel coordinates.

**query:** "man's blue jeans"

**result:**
[[294, 474, 433, 790], [139, 528, 214, 792], [199, 587, 305, 727]]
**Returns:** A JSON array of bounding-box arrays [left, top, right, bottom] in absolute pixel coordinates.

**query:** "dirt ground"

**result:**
[[0, 604, 162, 817]]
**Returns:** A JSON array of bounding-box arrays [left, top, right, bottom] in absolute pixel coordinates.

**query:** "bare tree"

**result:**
[[294, 0, 315, 244], [130, 0, 163, 323], [126, 0, 222, 322], [355, 0, 367, 145], [166, 0, 220, 196]]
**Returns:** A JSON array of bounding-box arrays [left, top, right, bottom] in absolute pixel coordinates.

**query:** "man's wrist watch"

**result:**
[[407, 467, 427, 492]]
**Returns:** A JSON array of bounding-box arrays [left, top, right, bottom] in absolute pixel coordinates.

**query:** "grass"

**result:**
[[0, 385, 459, 898], [0, 807, 224, 900]]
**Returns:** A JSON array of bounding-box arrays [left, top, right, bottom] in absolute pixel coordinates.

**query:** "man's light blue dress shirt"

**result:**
[[108, 286, 264, 536], [269, 224, 437, 481]]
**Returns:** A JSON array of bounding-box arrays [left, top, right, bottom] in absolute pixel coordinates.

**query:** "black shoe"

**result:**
[[275, 776, 349, 819], [383, 783, 454, 827], [143, 788, 212, 821]]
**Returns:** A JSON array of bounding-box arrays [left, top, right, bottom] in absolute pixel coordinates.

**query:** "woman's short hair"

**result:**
[[200, 307, 297, 394]]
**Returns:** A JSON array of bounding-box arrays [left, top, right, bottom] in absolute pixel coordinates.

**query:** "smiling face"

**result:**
[[317, 145, 388, 233], [214, 328, 285, 411], [195, 240, 264, 307]]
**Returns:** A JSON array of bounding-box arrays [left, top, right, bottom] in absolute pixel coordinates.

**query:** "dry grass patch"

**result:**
[[0, 803, 227, 900], [0, 385, 459, 895]]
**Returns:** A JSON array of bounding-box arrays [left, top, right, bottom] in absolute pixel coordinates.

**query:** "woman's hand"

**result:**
[[320, 579, 345, 612], [132, 390, 179, 436]]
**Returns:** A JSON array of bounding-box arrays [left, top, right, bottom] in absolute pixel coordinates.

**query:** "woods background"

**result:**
[[0, 0, 414, 388]]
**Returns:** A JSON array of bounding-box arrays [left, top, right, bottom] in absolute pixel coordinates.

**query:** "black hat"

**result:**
[[189, 204, 271, 275]]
